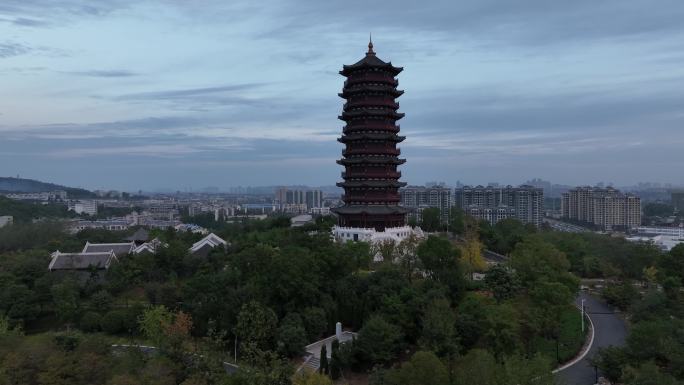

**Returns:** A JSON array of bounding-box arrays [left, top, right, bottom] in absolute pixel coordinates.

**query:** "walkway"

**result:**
[[556, 292, 627, 385]]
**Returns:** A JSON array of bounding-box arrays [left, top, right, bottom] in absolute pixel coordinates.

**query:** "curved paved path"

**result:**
[[556, 292, 628, 385]]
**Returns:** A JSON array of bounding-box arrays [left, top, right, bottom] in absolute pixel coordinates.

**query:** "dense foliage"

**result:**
[[591, 244, 684, 384], [0, 213, 637, 384]]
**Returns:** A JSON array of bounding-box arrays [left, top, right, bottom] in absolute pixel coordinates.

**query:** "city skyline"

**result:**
[[2, 0, 684, 190]]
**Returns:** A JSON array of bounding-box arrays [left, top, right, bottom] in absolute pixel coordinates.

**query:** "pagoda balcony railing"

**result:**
[[343, 148, 401, 157], [342, 171, 401, 179], [344, 75, 398, 87], [344, 124, 400, 133], [341, 196, 402, 203], [344, 99, 399, 109]]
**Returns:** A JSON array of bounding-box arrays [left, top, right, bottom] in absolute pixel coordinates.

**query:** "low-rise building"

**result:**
[[189, 233, 228, 257], [68, 200, 98, 216], [48, 250, 117, 271], [0, 215, 13, 228], [82, 241, 136, 256], [70, 219, 131, 232], [291, 214, 313, 227]]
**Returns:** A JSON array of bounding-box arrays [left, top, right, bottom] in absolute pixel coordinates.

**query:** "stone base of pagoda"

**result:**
[[332, 225, 423, 244]]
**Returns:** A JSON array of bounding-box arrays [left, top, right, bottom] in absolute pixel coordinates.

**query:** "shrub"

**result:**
[[101, 310, 126, 334], [80, 312, 102, 332]]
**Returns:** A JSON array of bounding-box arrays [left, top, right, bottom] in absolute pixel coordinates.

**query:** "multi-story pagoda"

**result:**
[[332, 41, 416, 243]]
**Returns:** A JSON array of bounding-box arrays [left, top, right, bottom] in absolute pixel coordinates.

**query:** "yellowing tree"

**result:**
[[460, 236, 486, 280], [292, 371, 333, 385]]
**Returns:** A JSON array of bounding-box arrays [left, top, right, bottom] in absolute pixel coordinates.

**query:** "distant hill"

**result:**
[[0, 177, 95, 198]]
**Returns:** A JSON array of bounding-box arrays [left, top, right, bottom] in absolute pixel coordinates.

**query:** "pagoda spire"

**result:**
[[367, 33, 375, 55]]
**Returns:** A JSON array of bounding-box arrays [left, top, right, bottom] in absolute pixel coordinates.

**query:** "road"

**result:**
[[556, 292, 627, 385]]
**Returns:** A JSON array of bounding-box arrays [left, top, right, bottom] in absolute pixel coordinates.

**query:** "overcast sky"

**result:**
[[1, 0, 683, 191]]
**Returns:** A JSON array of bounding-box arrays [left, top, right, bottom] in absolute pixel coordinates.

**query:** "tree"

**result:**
[[164, 311, 193, 355], [455, 294, 489, 351], [89, 290, 113, 313], [659, 243, 684, 281], [100, 310, 125, 334], [448, 207, 466, 235], [484, 265, 520, 303], [235, 301, 278, 351], [622, 361, 682, 385], [483, 303, 521, 359], [420, 208, 442, 232], [396, 234, 421, 282], [319, 344, 329, 375], [387, 351, 449, 385], [460, 236, 486, 280], [373, 240, 397, 263], [499, 353, 555, 385], [138, 305, 173, 348], [602, 281, 639, 311], [80, 311, 102, 332], [301, 307, 327, 341], [419, 298, 458, 357], [340, 241, 371, 271], [51, 279, 80, 326], [528, 281, 574, 341], [277, 313, 308, 357], [417, 236, 466, 300], [509, 235, 578, 293], [355, 314, 403, 365], [0, 282, 39, 325], [293, 371, 333, 385], [452, 349, 497, 385], [591, 346, 628, 383], [329, 339, 341, 380]]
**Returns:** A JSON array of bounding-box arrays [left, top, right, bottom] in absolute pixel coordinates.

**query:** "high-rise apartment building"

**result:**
[[561, 187, 641, 230], [400, 186, 452, 223], [454, 185, 544, 227], [275, 188, 323, 213], [672, 191, 684, 212]]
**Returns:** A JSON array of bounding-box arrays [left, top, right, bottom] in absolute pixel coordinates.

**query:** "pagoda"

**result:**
[[332, 40, 415, 243]]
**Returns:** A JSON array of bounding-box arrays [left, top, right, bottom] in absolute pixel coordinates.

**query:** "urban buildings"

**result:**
[[561, 187, 641, 230], [68, 200, 98, 216], [331, 41, 415, 243], [3, 190, 67, 201], [454, 185, 544, 227], [400, 185, 452, 223], [626, 225, 684, 251], [275, 188, 323, 213], [672, 191, 684, 212]]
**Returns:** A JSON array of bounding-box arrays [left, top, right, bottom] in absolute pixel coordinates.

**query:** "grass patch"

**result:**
[[533, 306, 588, 364]]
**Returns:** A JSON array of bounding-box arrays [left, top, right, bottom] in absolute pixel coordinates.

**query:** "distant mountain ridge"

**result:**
[[0, 177, 95, 198]]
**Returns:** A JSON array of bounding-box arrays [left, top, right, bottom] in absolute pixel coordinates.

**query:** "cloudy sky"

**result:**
[[1, 0, 683, 191]]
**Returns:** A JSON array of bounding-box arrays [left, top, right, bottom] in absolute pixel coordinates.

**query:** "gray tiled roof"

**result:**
[[82, 242, 135, 256], [124, 228, 150, 242], [49, 251, 115, 270]]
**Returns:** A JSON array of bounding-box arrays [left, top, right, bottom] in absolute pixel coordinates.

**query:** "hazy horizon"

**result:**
[[2, 0, 684, 191]]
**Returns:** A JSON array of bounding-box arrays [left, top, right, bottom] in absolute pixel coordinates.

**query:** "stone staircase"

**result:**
[[300, 355, 320, 372]]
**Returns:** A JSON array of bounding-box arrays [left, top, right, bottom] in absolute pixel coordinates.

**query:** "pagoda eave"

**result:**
[[337, 157, 406, 166], [331, 205, 412, 215], [337, 134, 405, 143], [336, 181, 407, 188]]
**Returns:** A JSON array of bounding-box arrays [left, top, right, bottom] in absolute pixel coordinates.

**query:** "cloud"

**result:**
[[66, 69, 139, 77], [115, 83, 265, 100], [0, 42, 31, 58]]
